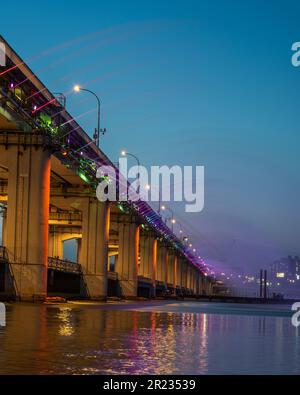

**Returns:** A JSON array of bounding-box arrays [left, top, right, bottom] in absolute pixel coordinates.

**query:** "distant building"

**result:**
[[270, 256, 300, 282]]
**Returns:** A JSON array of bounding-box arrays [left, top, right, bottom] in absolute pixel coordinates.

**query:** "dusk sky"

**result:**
[[1, 0, 299, 274]]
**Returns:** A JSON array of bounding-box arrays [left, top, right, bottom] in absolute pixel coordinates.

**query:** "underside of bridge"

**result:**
[[0, 35, 213, 301]]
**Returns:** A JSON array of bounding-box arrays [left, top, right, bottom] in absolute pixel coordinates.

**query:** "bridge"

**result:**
[[0, 36, 213, 301]]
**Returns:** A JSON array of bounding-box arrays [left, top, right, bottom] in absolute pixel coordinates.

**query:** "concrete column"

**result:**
[[167, 253, 174, 288], [193, 268, 196, 293], [139, 234, 154, 278], [202, 275, 211, 295], [116, 222, 140, 298], [139, 234, 157, 297], [186, 264, 191, 292], [152, 239, 157, 297], [183, 260, 188, 290], [206, 278, 212, 295], [156, 243, 168, 284], [165, 250, 169, 288], [185, 262, 189, 291], [176, 257, 182, 289], [194, 271, 199, 295], [189, 267, 193, 293], [191, 267, 195, 294], [48, 231, 64, 259], [79, 198, 110, 300], [200, 274, 205, 295], [173, 255, 177, 296], [195, 270, 200, 295], [6, 145, 51, 301]]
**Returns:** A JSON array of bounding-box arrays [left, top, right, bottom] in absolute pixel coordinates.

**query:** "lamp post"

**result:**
[[161, 205, 176, 232], [73, 85, 106, 148], [121, 150, 141, 196], [145, 183, 162, 215]]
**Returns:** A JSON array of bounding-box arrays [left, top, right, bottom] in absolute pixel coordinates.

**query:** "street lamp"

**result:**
[[145, 183, 163, 215], [161, 205, 176, 232], [121, 150, 141, 196], [73, 85, 106, 148]]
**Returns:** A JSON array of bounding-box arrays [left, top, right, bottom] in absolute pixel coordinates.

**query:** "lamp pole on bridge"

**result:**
[[73, 85, 106, 148], [121, 150, 141, 196], [160, 205, 176, 232]]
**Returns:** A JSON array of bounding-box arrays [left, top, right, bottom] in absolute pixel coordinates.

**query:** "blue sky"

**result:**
[[1, 0, 300, 273]]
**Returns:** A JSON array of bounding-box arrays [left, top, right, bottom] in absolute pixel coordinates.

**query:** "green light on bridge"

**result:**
[[117, 204, 125, 213], [78, 170, 90, 184]]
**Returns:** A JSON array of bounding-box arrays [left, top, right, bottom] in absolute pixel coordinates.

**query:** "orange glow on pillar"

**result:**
[[105, 204, 111, 241], [135, 226, 140, 273]]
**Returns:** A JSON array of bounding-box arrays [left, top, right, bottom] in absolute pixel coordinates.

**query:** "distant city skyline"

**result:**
[[1, 0, 299, 273]]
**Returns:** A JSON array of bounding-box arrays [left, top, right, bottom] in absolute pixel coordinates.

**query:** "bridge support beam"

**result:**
[[196, 271, 201, 296], [5, 145, 51, 301], [48, 232, 64, 260], [176, 257, 182, 292], [166, 251, 175, 288], [139, 234, 157, 297], [205, 277, 213, 295], [192, 269, 198, 295], [156, 243, 168, 287], [173, 255, 178, 296], [192, 268, 196, 294], [201, 275, 211, 295], [116, 222, 140, 298], [79, 199, 110, 300], [182, 260, 188, 292]]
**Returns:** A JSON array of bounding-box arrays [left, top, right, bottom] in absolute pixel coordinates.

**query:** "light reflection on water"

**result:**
[[0, 302, 298, 375]]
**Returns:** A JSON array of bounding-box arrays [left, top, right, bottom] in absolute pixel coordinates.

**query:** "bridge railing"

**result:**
[[49, 212, 82, 222], [48, 257, 82, 274]]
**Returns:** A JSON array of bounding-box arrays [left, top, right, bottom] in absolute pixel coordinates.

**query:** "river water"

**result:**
[[0, 300, 298, 375]]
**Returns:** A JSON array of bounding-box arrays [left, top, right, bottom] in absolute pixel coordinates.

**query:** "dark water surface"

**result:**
[[0, 301, 298, 375]]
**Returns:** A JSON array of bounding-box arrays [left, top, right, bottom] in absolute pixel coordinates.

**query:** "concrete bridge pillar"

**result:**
[[201, 275, 211, 295], [191, 267, 196, 294], [189, 267, 193, 293], [176, 257, 182, 290], [200, 274, 205, 295], [156, 243, 168, 285], [182, 260, 188, 291], [190, 266, 194, 293], [116, 222, 140, 298], [195, 271, 200, 295], [206, 277, 213, 295], [48, 232, 64, 259], [167, 253, 175, 290], [79, 198, 110, 300], [173, 255, 178, 295], [186, 264, 191, 292], [193, 269, 198, 295], [5, 145, 51, 301], [139, 233, 157, 297]]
